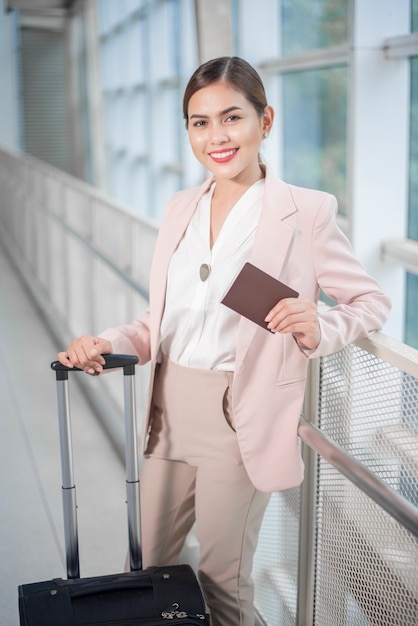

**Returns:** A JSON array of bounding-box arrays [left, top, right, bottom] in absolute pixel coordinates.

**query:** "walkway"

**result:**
[[0, 244, 128, 625]]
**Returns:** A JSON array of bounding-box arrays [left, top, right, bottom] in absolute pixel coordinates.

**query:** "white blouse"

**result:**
[[159, 179, 265, 371]]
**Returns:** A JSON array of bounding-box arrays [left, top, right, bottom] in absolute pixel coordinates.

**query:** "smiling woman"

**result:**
[[185, 81, 274, 246], [182, 58, 274, 250], [57, 56, 390, 626]]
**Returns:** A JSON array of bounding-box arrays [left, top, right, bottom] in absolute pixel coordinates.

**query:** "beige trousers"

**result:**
[[140, 356, 270, 626]]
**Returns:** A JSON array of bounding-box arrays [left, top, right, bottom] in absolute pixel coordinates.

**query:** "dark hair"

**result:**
[[183, 56, 268, 125]]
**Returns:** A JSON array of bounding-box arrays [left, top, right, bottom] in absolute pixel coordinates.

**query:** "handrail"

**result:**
[[298, 417, 418, 538], [355, 329, 418, 380], [381, 237, 418, 278], [46, 208, 150, 301]]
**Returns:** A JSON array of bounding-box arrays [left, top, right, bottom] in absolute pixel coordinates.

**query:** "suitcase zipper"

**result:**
[[162, 602, 206, 620]]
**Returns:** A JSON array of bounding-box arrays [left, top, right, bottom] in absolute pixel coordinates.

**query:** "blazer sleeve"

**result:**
[[98, 310, 152, 365], [298, 193, 391, 359]]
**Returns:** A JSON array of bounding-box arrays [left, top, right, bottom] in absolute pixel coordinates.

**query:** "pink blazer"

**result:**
[[100, 168, 391, 492]]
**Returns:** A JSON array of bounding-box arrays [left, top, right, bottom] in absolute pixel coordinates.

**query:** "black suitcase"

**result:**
[[18, 354, 209, 625]]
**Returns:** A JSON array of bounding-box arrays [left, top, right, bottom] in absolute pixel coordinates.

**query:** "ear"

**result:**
[[262, 105, 274, 135]]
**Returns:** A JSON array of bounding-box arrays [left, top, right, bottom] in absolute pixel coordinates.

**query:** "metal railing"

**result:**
[[1, 147, 417, 626], [0, 146, 157, 456], [298, 416, 418, 538]]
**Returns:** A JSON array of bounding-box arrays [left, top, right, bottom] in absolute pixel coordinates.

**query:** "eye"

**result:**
[[225, 114, 241, 122], [192, 120, 207, 128]]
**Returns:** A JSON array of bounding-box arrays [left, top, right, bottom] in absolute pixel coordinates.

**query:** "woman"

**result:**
[[58, 57, 391, 625]]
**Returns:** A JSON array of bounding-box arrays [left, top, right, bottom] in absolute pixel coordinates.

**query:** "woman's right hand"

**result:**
[[57, 335, 113, 375]]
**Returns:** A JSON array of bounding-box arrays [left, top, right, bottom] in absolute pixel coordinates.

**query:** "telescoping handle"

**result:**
[[51, 354, 142, 579]]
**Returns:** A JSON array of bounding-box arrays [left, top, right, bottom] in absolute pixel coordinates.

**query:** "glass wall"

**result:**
[[282, 65, 348, 215], [234, 0, 349, 217], [96, 0, 199, 220], [281, 0, 349, 55]]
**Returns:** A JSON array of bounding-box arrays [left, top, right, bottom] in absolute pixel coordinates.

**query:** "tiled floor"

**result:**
[[0, 245, 128, 625]]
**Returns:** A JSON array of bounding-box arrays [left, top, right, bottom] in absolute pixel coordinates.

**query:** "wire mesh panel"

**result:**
[[314, 344, 418, 625], [254, 488, 301, 626]]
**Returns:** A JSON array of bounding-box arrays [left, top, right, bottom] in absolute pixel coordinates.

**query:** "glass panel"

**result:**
[[407, 57, 418, 348], [412, 0, 418, 32], [405, 274, 418, 350], [408, 59, 418, 241], [281, 0, 349, 56], [232, 0, 281, 62], [282, 65, 348, 216]]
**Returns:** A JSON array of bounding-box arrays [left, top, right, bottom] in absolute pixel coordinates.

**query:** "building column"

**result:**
[[349, 0, 410, 340]]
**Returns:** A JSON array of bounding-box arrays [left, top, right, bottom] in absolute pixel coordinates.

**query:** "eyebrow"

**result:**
[[189, 106, 244, 120]]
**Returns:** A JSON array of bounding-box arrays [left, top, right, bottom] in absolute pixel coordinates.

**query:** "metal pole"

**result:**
[[123, 366, 142, 571], [56, 377, 80, 579], [296, 359, 320, 626]]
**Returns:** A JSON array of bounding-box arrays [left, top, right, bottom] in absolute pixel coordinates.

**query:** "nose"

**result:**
[[209, 122, 229, 144]]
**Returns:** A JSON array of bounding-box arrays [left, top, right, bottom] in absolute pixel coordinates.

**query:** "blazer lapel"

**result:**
[[250, 172, 298, 277], [159, 179, 213, 265], [150, 178, 213, 355], [235, 171, 299, 371]]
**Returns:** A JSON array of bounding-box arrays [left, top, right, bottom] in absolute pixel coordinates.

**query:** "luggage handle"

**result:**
[[67, 575, 152, 598], [51, 354, 138, 377], [51, 354, 142, 579]]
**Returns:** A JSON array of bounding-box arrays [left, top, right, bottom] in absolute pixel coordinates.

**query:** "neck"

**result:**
[[209, 166, 264, 249], [213, 166, 264, 199]]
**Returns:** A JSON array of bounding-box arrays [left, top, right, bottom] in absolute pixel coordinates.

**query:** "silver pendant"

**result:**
[[199, 263, 211, 281]]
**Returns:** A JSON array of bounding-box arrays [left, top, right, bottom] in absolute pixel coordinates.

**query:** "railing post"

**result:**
[[296, 357, 321, 626]]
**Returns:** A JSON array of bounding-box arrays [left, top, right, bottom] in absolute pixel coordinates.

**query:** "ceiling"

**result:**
[[6, 1, 70, 10], [5, 0, 74, 16], [5, 0, 76, 29]]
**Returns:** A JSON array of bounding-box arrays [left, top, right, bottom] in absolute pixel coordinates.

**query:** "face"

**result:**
[[186, 81, 273, 186]]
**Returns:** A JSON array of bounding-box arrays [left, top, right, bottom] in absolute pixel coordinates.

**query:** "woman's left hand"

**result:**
[[265, 298, 320, 350]]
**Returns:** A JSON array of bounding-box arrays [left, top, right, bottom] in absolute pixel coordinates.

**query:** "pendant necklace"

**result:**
[[199, 263, 211, 281]]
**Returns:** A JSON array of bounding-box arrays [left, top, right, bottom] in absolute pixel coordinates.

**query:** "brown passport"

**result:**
[[221, 262, 299, 331]]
